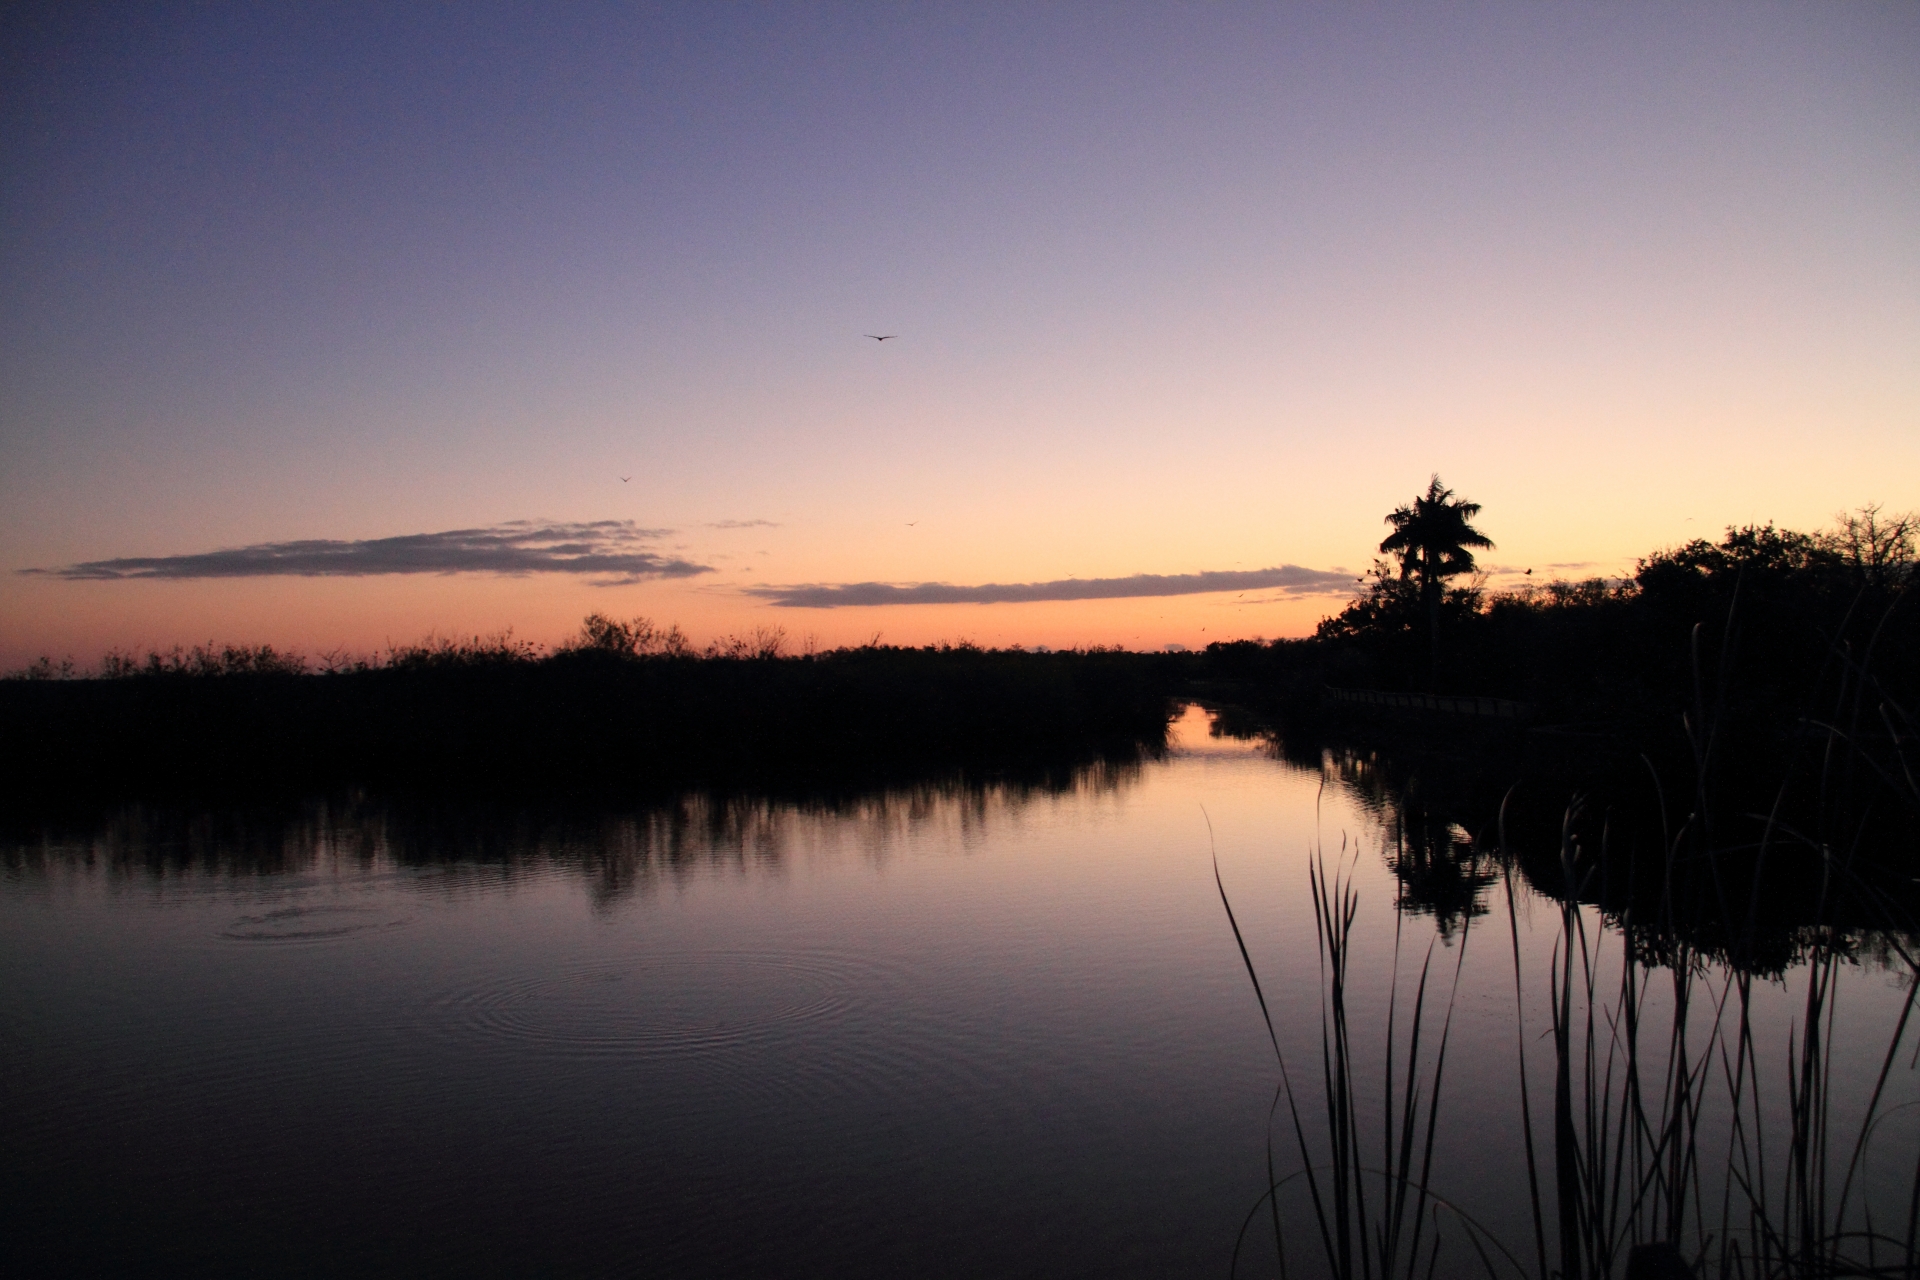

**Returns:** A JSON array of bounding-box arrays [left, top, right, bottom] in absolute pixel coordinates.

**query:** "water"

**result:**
[[3, 706, 1914, 1277]]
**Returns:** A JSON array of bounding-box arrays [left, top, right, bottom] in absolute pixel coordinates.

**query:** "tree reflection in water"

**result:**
[[0, 751, 1154, 907], [1384, 815, 1498, 938]]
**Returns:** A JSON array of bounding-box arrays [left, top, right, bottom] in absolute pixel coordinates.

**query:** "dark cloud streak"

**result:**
[[22, 521, 712, 584], [747, 565, 1354, 608]]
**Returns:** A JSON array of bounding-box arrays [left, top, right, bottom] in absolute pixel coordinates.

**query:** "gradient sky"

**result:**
[[4, 3, 1916, 666]]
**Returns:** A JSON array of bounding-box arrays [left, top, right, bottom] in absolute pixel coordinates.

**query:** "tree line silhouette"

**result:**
[[0, 629, 1178, 806], [1231, 483, 1915, 724], [5, 480, 1913, 842], [1205, 483, 1918, 874]]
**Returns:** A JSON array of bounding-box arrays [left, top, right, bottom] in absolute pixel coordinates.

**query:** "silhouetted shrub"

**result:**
[[0, 634, 1183, 806]]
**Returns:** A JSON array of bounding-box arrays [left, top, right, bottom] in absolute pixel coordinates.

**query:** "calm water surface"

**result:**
[[3, 706, 1914, 1277]]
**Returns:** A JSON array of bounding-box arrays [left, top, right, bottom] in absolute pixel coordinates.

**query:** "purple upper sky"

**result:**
[[3, 3, 1916, 661]]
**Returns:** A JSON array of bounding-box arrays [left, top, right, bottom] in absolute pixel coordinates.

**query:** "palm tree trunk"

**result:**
[[1424, 551, 1441, 690]]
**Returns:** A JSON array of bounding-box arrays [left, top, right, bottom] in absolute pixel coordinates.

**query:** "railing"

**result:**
[[1325, 686, 1535, 721]]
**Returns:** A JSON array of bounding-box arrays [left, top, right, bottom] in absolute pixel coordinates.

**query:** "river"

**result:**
[[3, 705, 1913, 1277]]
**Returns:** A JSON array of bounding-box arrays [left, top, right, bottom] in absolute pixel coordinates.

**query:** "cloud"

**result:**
[[21, 520, 713, 584], [745, 565, 1354, 608], [706, 519, 781, 529]]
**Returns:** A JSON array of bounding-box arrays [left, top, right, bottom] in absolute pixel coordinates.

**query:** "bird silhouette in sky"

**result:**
[[906, 521, 917, 526], [864, 334, 897, 341]]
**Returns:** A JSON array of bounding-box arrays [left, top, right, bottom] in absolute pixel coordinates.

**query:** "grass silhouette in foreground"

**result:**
[[1216, 581, 1920, 1280], [1221, 829, 1920, 1279]]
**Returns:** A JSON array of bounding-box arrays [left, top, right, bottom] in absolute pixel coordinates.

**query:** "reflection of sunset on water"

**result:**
[[7, 702, 1913, 1273]]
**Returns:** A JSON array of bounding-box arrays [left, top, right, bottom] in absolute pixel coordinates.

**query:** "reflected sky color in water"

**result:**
[[2, 707, 1914, 1277]]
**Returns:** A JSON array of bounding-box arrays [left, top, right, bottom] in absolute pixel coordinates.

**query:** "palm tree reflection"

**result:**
[[1385, 814, 1498, 938]]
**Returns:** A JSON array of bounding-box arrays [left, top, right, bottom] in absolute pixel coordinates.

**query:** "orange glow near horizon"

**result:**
[[1, 478, 1905, 670], [3, 7, 1915, 668]]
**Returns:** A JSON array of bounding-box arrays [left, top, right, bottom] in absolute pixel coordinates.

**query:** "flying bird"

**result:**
[[906, 521, 917, 527], [864, 334, 897, 341], [619, 476, 631, 483]]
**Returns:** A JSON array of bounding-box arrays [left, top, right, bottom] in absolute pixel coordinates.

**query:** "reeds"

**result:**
[[1493, 803, 1920, 1278], [1222, 812, 1918, 1278], [1218, 828, 1501, 1280], [1222, 600, 1920, 1278]]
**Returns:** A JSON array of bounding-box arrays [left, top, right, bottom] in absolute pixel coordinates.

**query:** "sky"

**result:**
[[3, 2, 1916, 666]]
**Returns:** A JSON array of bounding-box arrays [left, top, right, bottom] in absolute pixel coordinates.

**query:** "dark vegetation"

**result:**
[[1222, 818, 1920, 1279], [1199, 498, 1919, 921], [1208, 493, 1919, 1278], [1201, 498, 1916, 765], [1216, 614, 1920, 1276], [0, 619, 1179, 809]]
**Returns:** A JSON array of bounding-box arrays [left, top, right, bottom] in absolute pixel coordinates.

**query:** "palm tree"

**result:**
[[1379, 474, 1493, 686]]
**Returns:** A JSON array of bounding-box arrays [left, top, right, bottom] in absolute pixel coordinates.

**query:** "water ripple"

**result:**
[[431, 949, 891, 1060], [220, 904, 412, 942]]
